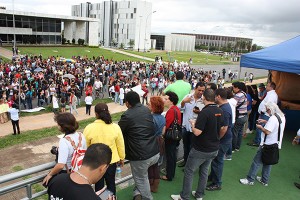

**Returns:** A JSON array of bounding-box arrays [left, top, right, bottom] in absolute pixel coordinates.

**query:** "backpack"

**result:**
[[65, 133, 86, 172]]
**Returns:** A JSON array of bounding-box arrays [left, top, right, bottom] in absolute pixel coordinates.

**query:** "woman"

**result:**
[[85, 82, 93, 97], [161, 91, 181, 181], [243, 85, 253, 136], [52, 93, 59, 114], [83, 103, 125, 196], [85, 93, 93, 115], [42, 113, 87, 186], [240, 102, 285, 186], [147, 96, 166, 192], [8, 103, 20, 135]]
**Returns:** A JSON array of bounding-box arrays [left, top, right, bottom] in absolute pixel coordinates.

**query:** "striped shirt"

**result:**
[[234, 91, 247, 118]]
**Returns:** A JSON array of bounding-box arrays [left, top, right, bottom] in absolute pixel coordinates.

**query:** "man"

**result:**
[[94, 78, 103, 93], [179, 82, 205, 167], [114, 81, 120, 104], [207, 88, 232, 191], [118, 91, 159, 200], [163, 71, 191, 105], [231, 82, 247, 152], [258, 83, 267, 101], [171, 89, 224, 200], [47, 143, 114, 200], [248, 82, 278, 146]]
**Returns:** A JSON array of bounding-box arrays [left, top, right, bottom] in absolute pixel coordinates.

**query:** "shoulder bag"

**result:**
[[165, 108, 182, 141], [261, 113, 281, 165]]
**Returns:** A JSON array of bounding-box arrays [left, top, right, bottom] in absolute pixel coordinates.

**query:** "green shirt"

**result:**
[[164, 80, 191, 105]]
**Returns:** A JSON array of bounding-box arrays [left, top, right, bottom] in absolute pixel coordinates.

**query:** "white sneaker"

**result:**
[[171, 194, 182, 200], [239, 178, 254, 185], [191, 191, 203, 200], [246, 128, 252, 134], [256, 176, 268, 186]]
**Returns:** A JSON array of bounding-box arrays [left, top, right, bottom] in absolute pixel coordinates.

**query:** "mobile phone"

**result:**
[[99, 189, 113, 200]]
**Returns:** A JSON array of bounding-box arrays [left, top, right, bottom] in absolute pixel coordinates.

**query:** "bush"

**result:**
[[72, 38, 75, 44], [67, 40, 70, 44], [62, 38, 66, 44]]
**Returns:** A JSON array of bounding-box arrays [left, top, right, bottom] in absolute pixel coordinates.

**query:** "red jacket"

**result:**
[[165, 105, 181, 129]]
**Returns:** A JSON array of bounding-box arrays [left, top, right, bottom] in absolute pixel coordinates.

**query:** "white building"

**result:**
[[151, 34, 195, 51], [0, 9, 99, 46], [72, 0, 153, 51]]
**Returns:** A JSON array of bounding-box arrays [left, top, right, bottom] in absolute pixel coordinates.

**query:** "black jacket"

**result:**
[[118, 103, 159, 161]]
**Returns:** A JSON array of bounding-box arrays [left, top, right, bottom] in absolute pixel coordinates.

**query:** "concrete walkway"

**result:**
[[0, 102, 128, 137], [0, 47, 14, 59], [102, 47, 155, 62]]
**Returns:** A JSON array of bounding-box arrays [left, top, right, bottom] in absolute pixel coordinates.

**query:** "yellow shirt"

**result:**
[[83, 120, 125, 164]]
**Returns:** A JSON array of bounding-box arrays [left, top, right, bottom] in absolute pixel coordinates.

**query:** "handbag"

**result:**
[[165, 108, 182, 141], [261, 113, 281, 165]]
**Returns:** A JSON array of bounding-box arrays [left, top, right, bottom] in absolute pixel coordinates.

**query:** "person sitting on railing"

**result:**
[[47, 143, 115, 200], [42, 113, 87, 186]]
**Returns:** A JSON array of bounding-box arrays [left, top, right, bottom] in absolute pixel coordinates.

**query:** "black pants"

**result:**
[[86, 104, 91, 115], [165, 139, 178, 181], [182, 128, 193, 163], [95, 163, 117, 195], [12, 120, 20, 134]]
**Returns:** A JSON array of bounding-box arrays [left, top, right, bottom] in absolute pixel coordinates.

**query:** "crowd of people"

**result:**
[[0, 54, 297, 199]]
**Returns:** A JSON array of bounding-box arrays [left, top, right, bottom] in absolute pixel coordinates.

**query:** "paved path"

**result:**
[[0, 47, 13, 59], [0, 102, 128, 137], [102, 47, 155, 62]]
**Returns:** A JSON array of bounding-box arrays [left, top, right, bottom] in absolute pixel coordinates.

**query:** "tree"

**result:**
[[72, 38, 75, 44], [36, 36, 43, 44], [111, 39, 118, 47], [120, 43, 124, 49], [251, 43, 258, 51], [128, 39, 135, 48], [62, 38, 66, 44]]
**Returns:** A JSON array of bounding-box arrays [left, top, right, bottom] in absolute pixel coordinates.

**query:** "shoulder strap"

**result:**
[[173, 108, 178, 123], [65, 132, 82, 150], [236, 92, 247, 109], [263, 114, 281, 144]]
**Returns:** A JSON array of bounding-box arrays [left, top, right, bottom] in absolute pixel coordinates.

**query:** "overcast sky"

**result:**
[[2, 0, 300, 47]]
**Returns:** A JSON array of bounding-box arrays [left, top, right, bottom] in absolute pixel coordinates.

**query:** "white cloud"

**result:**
[[2, 0, 300, 46]]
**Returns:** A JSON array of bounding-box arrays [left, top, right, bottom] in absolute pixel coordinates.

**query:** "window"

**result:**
[[131, 13, 133, 19], [134, 8, 136, 13]]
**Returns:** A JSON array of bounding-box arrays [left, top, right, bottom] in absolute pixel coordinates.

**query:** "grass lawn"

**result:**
[[6, 47, 149, 62], [0, 55, 12, 63], [0, 111, 124, 149], [122, 50, 236, 65]]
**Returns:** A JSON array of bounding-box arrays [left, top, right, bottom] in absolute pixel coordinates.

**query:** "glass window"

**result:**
[[36, 18, 42, 23], [56, 35, 61, 44], [49, 21, 55, 32], [15, 20, 22, 28], [131, 13, 133, 19], [134, 8, 136, 13], [36, 22, 43, 32], [56, 23, 61, 32], [22, 21, 29, 28], [43, 21, 49, 32], [7, 20, 13, 27], [0, 19, 6, 27], [49, 35, 55, 44], [42, 35, 49, 44]]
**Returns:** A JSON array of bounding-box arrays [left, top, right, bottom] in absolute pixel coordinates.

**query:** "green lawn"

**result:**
[[8, 47, 149, 62], [122, 50, 236, 65]]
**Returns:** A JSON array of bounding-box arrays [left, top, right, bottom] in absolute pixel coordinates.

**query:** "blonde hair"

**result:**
[[265, 101, 284, 118]]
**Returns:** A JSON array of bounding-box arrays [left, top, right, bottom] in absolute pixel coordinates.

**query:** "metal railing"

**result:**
[[0, 161, 132, 200]]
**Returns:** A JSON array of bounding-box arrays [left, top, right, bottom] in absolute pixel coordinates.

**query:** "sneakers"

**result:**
[[224, 156, 232, 161], [170, 195, 182, 200], [256, 176, 268, 186], [192, 191, 203, 200], [206, 184, 222, 191], [235, 148, 240, 152], [178, 161, 186, 168], [247, 142, 259, 147], [239, 178, 254, 185]]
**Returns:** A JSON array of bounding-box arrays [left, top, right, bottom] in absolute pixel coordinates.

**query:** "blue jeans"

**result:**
[[180, 148, 218, 200], [254, 114, 270, 144], [182, 127, 193, 163], [130, 154, 159, 200], [246, 146, 272, 183], [210, 142, 231, 186], [114, 92, 119, 103], [232, 115, 247, 150]]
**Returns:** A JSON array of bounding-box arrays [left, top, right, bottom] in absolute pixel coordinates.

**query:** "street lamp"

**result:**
[[12, 0, 16, 55], [144, 11, 156, 52], [137, 16, 142, 52]]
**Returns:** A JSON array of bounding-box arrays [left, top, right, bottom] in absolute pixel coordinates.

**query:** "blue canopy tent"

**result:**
[[240, 35, 300, 74], [240, 35, 300, 131]]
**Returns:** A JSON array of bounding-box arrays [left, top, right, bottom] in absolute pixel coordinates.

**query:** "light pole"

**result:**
[[137, 16, 142, 52], [12, 0, 16, 55], [144, 11, 156, 52]]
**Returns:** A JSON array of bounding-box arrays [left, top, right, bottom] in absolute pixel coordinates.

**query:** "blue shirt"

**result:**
[[219, 103, 232, 143], [246, 94, 252, 111], [153, 114, 166, 136]]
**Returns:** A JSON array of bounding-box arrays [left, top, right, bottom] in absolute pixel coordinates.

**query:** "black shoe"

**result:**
[[178, 161, 186, 167], [12, 133, 16, 135], [247, 143, 259, 147], [206, 184, 222, 191], [294, 182, 300, 190]]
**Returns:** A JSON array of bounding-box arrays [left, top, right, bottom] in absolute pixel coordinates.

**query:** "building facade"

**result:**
[[174, 33, 253, 50], [151, 34, 195, 51], [0, 9, 99, 46], [72, 0, 153, 50]]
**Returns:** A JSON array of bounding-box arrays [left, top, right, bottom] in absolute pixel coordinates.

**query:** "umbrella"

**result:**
[[34, 67, 43, 72], [63, 74, 75, 79]]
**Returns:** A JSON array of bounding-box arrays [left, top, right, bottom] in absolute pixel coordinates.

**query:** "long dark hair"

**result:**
[[95, 103, 112, 124]]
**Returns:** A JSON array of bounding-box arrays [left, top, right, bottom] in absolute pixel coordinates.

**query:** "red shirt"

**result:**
[[165, 105, 182, 129], [115, 85, 120, 93]]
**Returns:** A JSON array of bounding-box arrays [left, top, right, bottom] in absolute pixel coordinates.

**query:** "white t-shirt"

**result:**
[[8, 108, 19, 121], [52, 96, 59, 109], [297, 129, 300, 136], [94, 81, 103, 89], [261, 114, 286, 149], [119, 88, 125, 99], [228, 98, 237, 124], [258, 90, 278, 114], [58, 132, 87, 169], [85, 96, 93, 105]]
